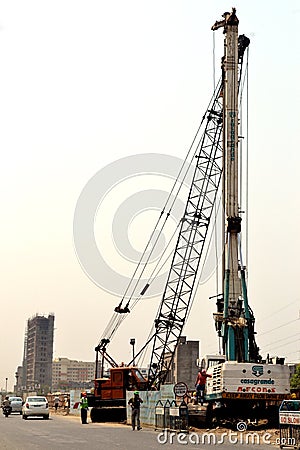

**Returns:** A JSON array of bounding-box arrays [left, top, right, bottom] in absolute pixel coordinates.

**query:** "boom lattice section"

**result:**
[[148, 85, 223, 388]]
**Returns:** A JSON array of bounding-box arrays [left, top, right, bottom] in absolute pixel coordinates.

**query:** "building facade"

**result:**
[[52, 357, 96, 391], [22, 314, 55, 393], [14, 365, 23, 395], [165, 336, 199, 390]]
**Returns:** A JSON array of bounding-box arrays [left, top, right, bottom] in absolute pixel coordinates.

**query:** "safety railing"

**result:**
[[154, 400, 164, 430], [155, 399, 188, 433]]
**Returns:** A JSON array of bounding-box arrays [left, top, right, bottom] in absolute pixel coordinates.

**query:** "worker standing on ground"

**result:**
[[54, 395, 60, 412], [80, 392, 89, 424], [64, 396, 70, 415], [128, 391, 143, 431], [195, 369, 212, 406]]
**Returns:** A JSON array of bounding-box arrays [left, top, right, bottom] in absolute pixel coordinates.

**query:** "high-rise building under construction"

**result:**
[[22, 313, 55, 393]]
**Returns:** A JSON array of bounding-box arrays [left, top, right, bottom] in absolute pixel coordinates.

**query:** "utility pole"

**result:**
[[15, 372, 19, 395]]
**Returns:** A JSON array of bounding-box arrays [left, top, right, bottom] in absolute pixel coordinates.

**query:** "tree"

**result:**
[[290, 364, 300, 389]]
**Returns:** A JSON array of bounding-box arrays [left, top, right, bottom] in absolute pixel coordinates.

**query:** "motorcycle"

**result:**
[[2, 405, 12, 417]]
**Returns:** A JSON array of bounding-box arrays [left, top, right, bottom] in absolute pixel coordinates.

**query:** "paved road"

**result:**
[[0, 411, 280, 449]]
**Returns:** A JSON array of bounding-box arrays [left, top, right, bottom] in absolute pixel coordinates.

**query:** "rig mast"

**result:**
[[212, 9, 259, 362]]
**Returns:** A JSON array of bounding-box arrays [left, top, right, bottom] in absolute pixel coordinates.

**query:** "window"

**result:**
[[28, 397, 47, 403]]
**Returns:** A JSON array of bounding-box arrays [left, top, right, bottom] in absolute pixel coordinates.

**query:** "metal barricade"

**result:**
[[169, 400, 189, 433], [164, 399, 170, 430], [155, 400, 165, 430], [169, 400, 180, 431], [279, 400, 300, 449], [179, 400, 189, 432]]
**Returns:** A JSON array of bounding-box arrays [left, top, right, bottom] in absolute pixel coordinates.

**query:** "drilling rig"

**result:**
[[198, 8, 290, 425], [87, 9, 290, 425]]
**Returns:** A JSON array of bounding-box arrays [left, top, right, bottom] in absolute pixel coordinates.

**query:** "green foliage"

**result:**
[[290, 364, 300, 389]]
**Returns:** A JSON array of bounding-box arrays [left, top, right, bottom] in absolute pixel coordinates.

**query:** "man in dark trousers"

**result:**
[[195, 369, 212, 405], [80, 392, 89, 424], [128, 391, 143, 431]]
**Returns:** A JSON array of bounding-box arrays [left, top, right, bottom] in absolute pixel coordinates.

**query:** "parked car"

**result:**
[[22, 396, 49, 420], [8, 396, 23, 414]]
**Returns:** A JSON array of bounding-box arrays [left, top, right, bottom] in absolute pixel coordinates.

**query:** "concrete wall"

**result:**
[[175, 338, 199, 390], [164, 337, 199, 390]]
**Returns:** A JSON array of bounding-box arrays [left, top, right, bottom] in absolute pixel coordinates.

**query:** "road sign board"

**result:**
[[173, 382, 188, 397]]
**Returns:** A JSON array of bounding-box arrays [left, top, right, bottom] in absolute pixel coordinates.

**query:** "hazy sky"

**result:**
[[1, 1, 300, 391]]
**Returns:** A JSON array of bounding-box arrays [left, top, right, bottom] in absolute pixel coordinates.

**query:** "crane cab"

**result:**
[[89, 366, 147, 407], [87, 366, 147, 422]]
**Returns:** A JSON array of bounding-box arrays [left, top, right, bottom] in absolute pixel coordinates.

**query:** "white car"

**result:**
[[8, 396, 23, 414], [22, 396, 49, 420]]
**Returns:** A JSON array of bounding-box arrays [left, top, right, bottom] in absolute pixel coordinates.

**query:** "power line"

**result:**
[[257, 298, 300, 324], [262, 332, 300, 349], [284, 349, 300, 358], [258, 317, 300, 337], [263, 337, 300, 352]]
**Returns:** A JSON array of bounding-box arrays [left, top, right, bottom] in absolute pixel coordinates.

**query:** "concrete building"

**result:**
[[22, 314, 55, 393], [14, 365, 23, 395], [165, 336, 199, 390], [52, 357, 96, 391]]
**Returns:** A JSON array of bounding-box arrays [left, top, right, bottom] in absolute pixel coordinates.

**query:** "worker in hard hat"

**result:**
[[80, 392, 89, 424], [128, 391, 143, 431], [191, 391, 197, 405]]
